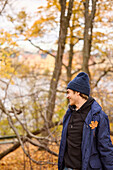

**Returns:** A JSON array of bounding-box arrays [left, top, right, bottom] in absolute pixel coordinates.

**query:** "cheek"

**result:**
[[72, 95, 76, 102]]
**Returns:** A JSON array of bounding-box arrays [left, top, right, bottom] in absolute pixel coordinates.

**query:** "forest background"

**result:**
[[0, 0, 113, 169]]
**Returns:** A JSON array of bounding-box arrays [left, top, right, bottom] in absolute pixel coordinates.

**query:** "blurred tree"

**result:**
[[46, 0, 74, 124], [0, 30, 19, 80], [82, 0, 97, 77]]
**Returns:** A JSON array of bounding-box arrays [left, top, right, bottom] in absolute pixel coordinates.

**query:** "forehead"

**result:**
[[67, 89, 73, 93]]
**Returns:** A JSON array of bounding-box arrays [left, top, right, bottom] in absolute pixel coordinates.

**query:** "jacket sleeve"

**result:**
[[58, 110, 69, 170], [97, 112, 113, 169]]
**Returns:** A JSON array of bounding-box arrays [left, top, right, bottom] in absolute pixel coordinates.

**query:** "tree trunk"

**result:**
[[82, 0, 97, 77], [46, 0, 74, 123], [67, 43, 74, 83]]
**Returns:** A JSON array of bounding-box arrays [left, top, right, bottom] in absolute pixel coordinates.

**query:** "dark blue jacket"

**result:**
[[58, 100, 113, 170]]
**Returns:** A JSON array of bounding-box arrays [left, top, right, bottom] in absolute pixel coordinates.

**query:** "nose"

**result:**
[[67, 93, 69, 99]]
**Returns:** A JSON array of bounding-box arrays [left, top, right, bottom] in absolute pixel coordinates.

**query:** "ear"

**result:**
[[76, 91, 80, 95]]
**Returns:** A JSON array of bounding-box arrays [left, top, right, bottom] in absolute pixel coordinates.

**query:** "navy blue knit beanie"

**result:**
[[67, 72, 90, 96]]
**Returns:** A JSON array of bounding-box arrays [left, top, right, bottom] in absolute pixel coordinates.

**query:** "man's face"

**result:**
[[67, 89, 79, 106]]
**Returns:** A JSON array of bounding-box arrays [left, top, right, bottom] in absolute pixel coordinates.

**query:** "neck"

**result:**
[[76, 98, 87, 110]]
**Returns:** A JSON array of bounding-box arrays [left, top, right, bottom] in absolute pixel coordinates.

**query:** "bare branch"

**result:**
[[0, 100, 62, 160], [0, 0, 8, 15], [28, 39, 56, 58], [94, 68, 113, 87], [28, 39, 67, 69], [26, 137, 58, 157]]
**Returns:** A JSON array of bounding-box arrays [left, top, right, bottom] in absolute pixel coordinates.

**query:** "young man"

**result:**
[[58, 72, 113, 170]]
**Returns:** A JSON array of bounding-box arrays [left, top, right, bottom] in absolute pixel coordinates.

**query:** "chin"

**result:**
[[69, 102, 73, 105]]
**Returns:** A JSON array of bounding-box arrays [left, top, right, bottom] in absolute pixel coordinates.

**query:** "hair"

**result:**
[[73, 90, 89, 100], [79, 93, 89, 100]]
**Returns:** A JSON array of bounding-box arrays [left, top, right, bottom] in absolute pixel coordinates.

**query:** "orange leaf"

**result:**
[[89, 121, 98, 130]]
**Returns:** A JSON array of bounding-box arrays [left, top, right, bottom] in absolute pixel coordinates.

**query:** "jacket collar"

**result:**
[[91, 100, 102, 115]]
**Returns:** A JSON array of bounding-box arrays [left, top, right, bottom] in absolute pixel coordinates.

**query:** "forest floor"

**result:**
[[0, 142, 58, 170], [0, 136, 113, 170]]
